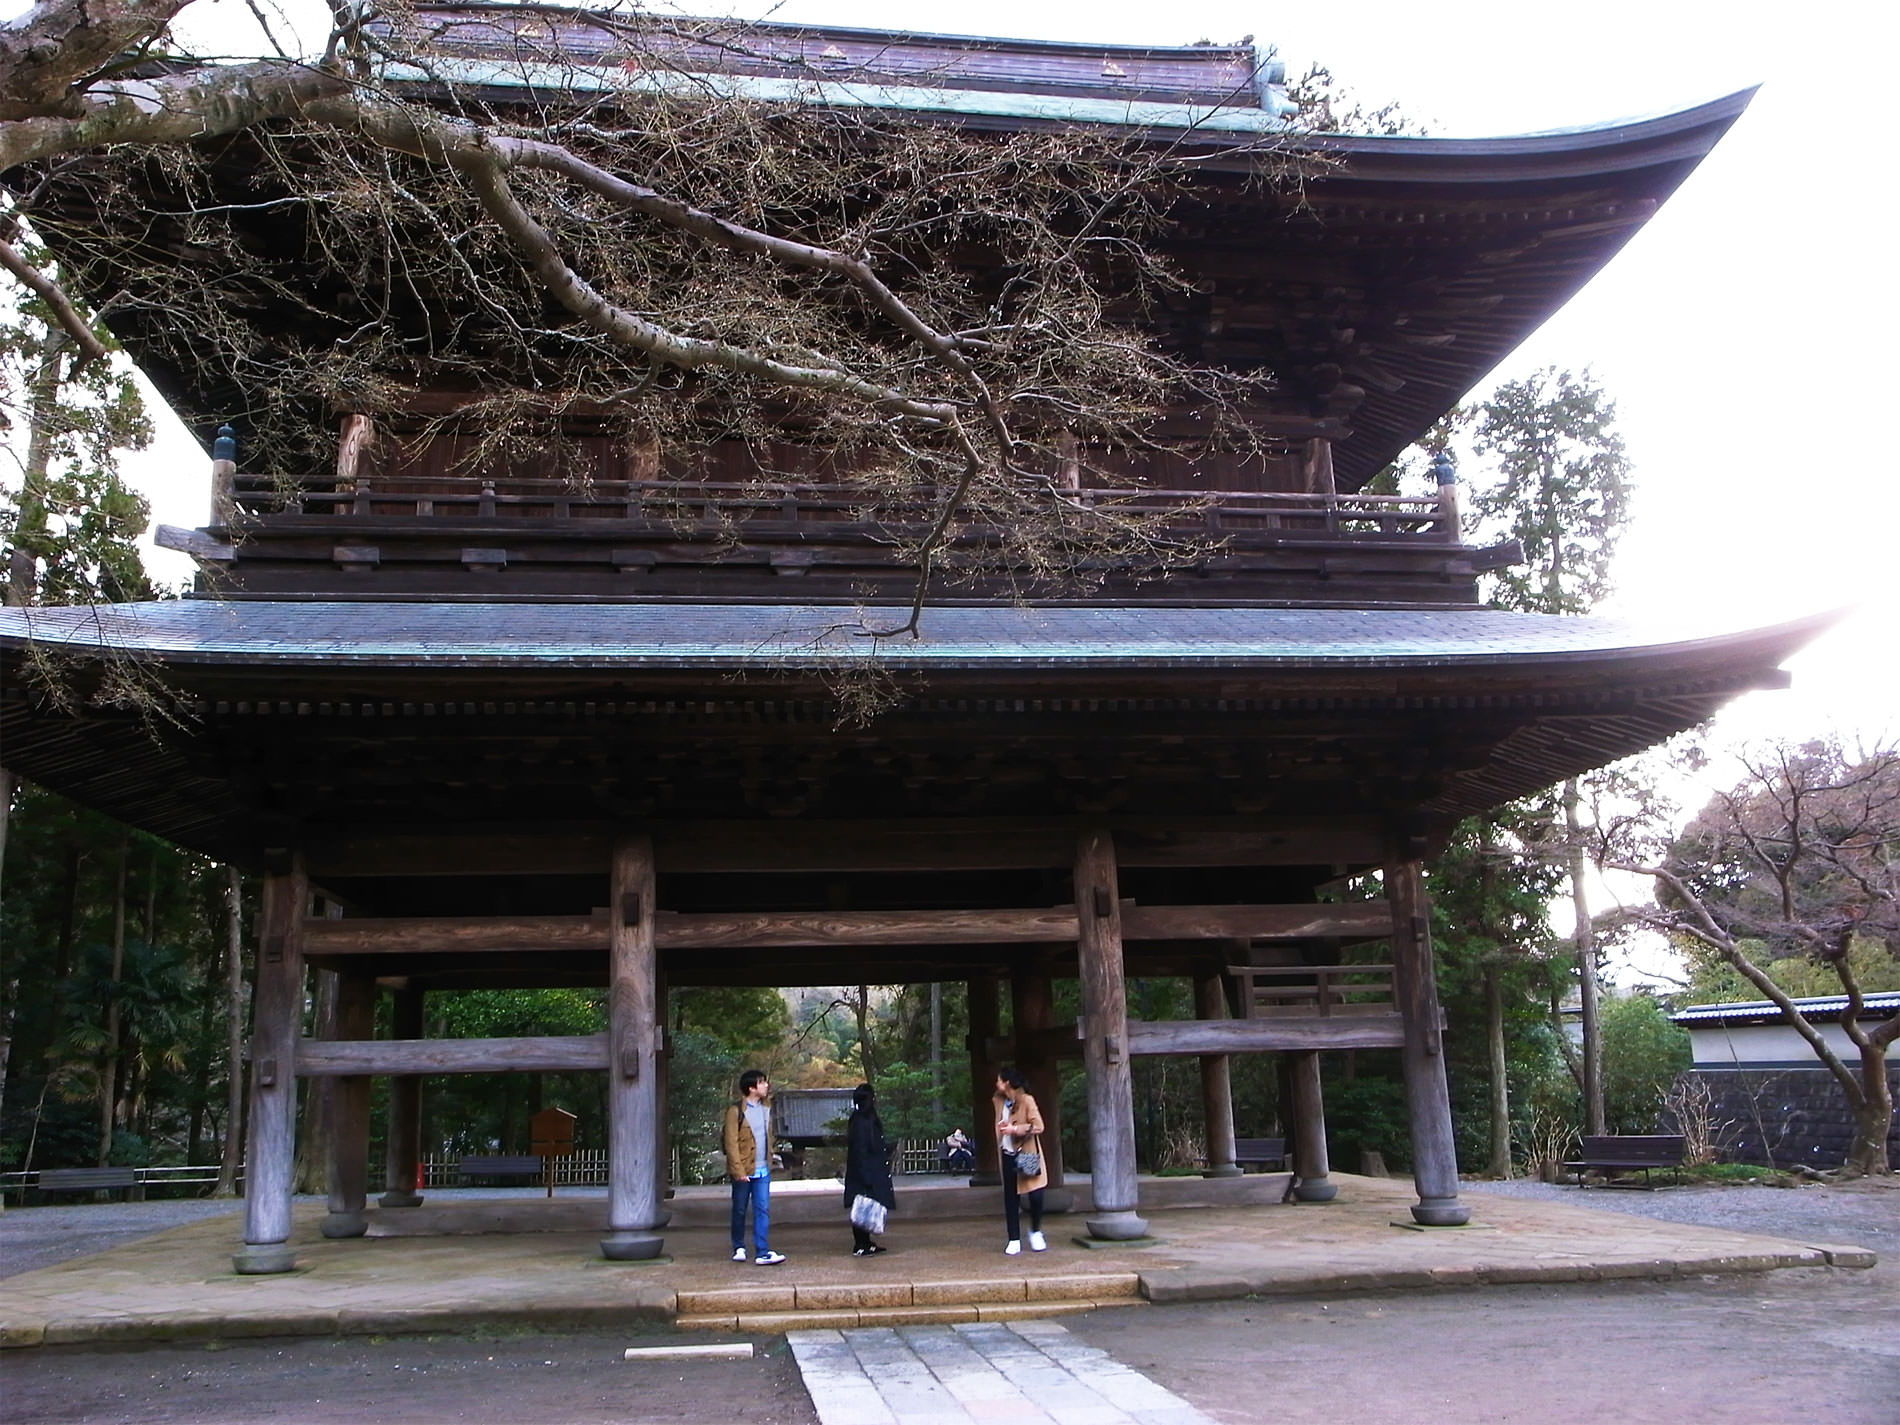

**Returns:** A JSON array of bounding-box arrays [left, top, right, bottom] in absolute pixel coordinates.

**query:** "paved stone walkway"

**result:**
[[789, 1320, 1217, 1425]]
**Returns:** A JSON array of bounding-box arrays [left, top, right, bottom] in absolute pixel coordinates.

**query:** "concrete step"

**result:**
[[674, 1271, 1142, 1331]]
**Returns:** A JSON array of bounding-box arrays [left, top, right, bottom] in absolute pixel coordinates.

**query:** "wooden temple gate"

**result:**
[[240, 818, 1463, 1271], [0, 11, 1824, 1279]]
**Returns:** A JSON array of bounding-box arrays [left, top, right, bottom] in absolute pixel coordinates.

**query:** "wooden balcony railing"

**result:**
[[230, 473, 1457, 541], [1229, 963, 1398, 1018]]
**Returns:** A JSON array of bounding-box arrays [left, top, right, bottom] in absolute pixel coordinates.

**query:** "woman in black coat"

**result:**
[[842, 1082, 895, 1256]]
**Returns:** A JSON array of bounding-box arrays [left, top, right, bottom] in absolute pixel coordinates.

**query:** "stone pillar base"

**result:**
[[600, 1230, 666, 1261], [232, 1243, 296, 1275], [1201, 1163, 1244, 1179], [377, 1189, 424, 1209], [1292, 1176, 1338, 1203], [320, 1210, 368, 1238], [1084, 1208, 1150, 1241], [1411, 1197, 1470, 1227]]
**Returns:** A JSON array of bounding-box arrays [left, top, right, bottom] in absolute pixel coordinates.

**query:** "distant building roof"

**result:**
[[1671, 993, 1900, 1029]]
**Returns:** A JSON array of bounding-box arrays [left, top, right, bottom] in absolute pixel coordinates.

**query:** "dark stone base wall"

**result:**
[[1668, 1066, 1899, 1170]]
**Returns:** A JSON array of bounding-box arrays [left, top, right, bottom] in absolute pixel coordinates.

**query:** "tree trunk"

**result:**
[[1846, 1050, 1894, 1176], [1565, 779, 1605, 1136], [97, 839, 128, 1166], [0, 768, 15, 1146], [1486, 965, 1513, 1177], [3, 337, 66, 606], [213, 866, 246, 1196], [293, 968, 338, 1194], [929, 980, 943, 1121], [854, 983, 874, 1083]]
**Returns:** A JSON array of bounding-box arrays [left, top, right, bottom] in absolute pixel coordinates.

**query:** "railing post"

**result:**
[[1432, 450, 1461, 542], [210, 424, 237, 527]]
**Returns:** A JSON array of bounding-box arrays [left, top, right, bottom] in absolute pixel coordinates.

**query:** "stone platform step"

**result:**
[[675, 1271, 1142, 1332]]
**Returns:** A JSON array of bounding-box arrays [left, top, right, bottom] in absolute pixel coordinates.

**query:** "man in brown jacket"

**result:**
[[721, 1069, 785, 1264]]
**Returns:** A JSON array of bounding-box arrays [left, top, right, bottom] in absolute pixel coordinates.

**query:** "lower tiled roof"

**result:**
[[0, 600, 1836, 673]]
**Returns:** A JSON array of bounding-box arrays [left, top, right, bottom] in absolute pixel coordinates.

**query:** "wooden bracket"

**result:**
[[1105, 1034, 1123, 1066], [619, 1029, 641, 1081], [264, 934, 285, 964], [621, 891, 643, 926], [258, 1056, 277, 1087], [1091, 887, 1113, 919]]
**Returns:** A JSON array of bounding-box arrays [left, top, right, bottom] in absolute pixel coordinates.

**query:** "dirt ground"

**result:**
[[1074, 1177, 1900, 1425], [2, 1322, 819, 1425]]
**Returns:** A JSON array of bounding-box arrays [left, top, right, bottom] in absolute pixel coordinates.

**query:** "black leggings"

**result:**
[[1002, 1174, 1044, 1241]]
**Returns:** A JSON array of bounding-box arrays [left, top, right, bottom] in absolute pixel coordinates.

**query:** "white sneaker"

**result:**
[[732, 1247, 747, 1262], [1004, 1240, 1022, 1256], [755, 1250, 787, 1266], [1028, 1231, 1047, 1252]]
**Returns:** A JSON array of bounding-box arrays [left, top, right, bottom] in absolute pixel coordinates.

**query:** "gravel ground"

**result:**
[[1461, 1174, 1900, 1252], [1, 1198, 249, 1278]]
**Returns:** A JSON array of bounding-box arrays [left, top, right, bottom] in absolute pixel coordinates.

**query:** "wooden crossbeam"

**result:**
[[305, 901, 1392, 956], [304, 815, 1386, 877], [296, 1035, 609, 1076], [1122, 902, 1390, 941], [1122, 1015, 1408, 1055]]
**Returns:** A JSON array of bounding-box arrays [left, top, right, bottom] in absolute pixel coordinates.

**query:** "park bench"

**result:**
[[37, 1167, 141, 1200], [457, 1154, 545, 1186], [1232, 1137, 1288, 1172], [1564, 1134, 1686, 1187]]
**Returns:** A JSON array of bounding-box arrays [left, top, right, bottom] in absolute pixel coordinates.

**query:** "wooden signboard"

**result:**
[[529, 1107, 577, 1197]]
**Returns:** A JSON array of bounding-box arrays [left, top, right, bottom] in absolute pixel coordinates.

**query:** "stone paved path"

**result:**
[[788, 1319, 1217, 1425]]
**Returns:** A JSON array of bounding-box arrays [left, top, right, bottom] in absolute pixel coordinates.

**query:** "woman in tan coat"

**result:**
[[993, 1065, 1050, 1255]]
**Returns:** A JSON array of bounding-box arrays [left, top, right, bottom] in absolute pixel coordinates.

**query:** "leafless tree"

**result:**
[[1598, 739, 1899, 1176]]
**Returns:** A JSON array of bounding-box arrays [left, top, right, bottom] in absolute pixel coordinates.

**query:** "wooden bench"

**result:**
[[457, 1154, 545, 1186], [1564, 1135, 1686, 1187], [38, 1167, 141, 1200], [1231, 1137, 1288, 1172]]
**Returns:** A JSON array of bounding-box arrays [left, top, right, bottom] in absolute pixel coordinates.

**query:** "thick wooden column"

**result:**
[[235, 858, 306, 1274], [1074, 829, 1147, 1240], [1288, 1051, 1337, 1201], [965, 973, 1001, 1184], [1194, 969, 1241, 1178], [1386, 847, 1469, 1226], [321, 970, 375, 1237], [378, 986, 425, 1208], [602, 834, 665, 1260], [1010, 955, 1064, 1188]]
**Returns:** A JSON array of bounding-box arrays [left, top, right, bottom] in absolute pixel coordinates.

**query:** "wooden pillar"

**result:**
[[1288, 1051, 1337, 1201], [1386, 846, 1469, 1226], [1010, 955, 1064, 1188], [321, 970, 375, 1237], [378, 986, 425, 1208], [965, 973, 1001, 1184], [1194, 969, 1241, 1178], [653, 960, 672, 1213], [235, 857, 305, 1274], [602, 834, 665, 1260], [1074, 829, 1147, 1240]]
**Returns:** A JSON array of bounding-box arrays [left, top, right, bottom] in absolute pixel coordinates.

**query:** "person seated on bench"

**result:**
[[942, 1127, 975, 1173]]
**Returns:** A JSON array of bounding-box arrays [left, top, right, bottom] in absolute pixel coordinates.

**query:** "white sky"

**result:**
[[81, 0, 1899, 766]]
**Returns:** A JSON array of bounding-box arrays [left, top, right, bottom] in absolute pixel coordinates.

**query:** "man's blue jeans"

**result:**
[[730, 1171, 770, 1254]]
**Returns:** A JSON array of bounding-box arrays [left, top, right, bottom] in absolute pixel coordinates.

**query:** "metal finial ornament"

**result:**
[[213, 424, 237, 463], [1430, 449, 1457, 486]]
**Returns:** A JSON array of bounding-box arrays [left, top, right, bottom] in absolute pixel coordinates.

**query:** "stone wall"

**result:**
[[1668, 1066, 1899, 1170]]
